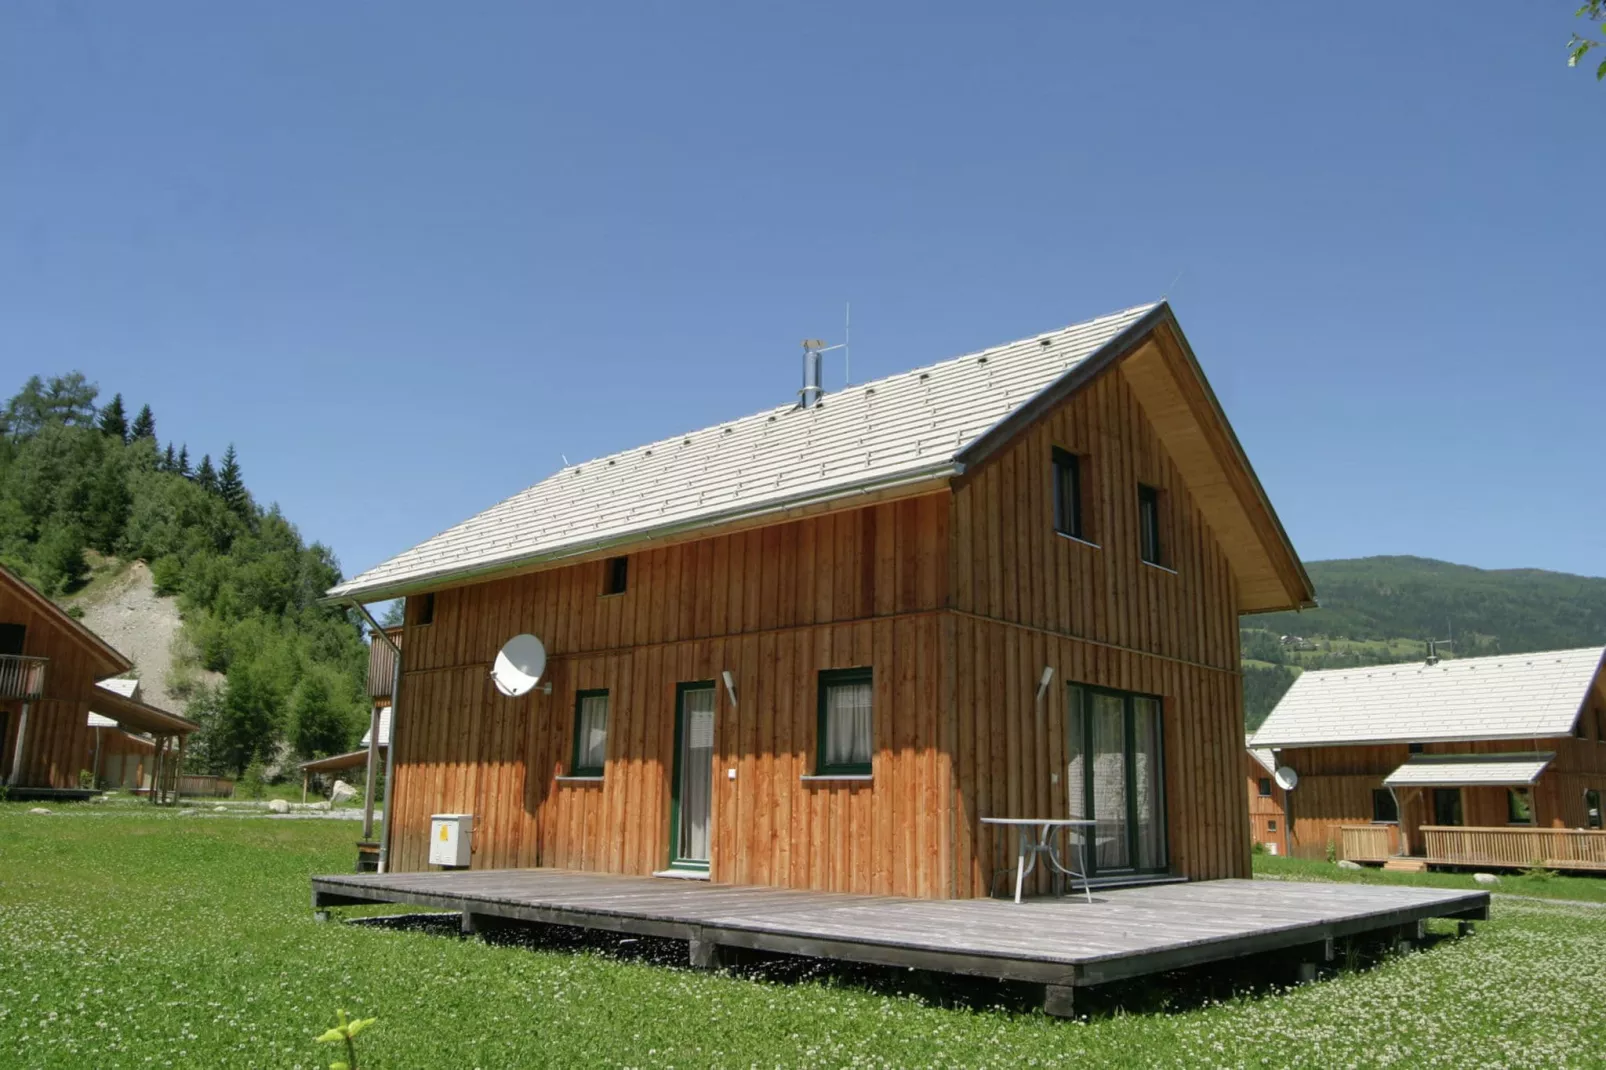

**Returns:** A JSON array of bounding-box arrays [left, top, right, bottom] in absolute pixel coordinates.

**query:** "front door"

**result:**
[[1067, 685, 1167, 878], [669, 682, 716, 872]]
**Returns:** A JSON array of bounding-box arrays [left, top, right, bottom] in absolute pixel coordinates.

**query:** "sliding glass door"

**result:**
[[1066, 684, 1167, 877]]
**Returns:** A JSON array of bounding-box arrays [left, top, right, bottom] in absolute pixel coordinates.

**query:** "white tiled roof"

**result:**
[[1251, 647, 1605, 747], [98, 677, 140, 700], [1247, 745, 1278, 777], [86, 712, 119, 728], [360, 706, 391, 748], [1383, 752, 1554, 788], [329, 305, 1157, 600]]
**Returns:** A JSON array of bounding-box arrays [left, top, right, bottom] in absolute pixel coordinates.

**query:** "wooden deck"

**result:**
[[311, 869, 1488, 1014]]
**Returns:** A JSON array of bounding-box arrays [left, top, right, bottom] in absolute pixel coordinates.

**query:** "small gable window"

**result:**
[[603, 555, 629, 595], [1137, 484, 1162, 566], [1257, 777, 1272, 798], [410, 593, 435, 627], [1051, 448, 1084, 540]]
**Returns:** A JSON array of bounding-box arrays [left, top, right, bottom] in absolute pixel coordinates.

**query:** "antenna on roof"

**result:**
[[798, 325, 849, 410], [1425, 637, 1454, 666], [1161, 269, 1184, 301]]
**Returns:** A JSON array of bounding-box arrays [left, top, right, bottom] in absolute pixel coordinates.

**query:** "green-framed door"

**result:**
[[669, 681, 716, 872], [1066, 684, 1168, 878]]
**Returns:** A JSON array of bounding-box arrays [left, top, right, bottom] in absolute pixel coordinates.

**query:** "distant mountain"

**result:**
[[1241, 556, 1606, 729]]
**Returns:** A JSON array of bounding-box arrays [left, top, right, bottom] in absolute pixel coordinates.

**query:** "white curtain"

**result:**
[[577, 693, 608, 770], [1133, 696, 1164, 870], [825, 680, 872, 767], [679, 687, 715, 863], [1091, 693, 1129, 870], [1065, 686, 1086, 819]]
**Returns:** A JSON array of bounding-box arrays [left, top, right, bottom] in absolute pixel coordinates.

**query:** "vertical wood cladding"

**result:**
[[390, 360, 1258, 894], [0, 583, 108, 789], [1276, 732, 1606, 860]]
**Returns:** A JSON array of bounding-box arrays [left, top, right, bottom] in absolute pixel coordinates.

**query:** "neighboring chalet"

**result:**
[[326, 303, 1317, 897], [1245, 740, 1288, 856], [1250, 646, 1606, 871], [0, 564, 198, 802]]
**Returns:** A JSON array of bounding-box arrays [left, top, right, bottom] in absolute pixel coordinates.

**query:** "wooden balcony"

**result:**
[[365, 628, 401, 700], [0, 654, 47, 700], [1342, 824, 1606, 871]]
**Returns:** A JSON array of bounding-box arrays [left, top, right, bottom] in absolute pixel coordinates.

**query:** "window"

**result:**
[[410, 592, 434, 627], [1257, 777, 1272, 798], [1066, 684, 1168, 876], [817, 668, 873, 775], [571, 690, 609, 776], [0, 623, 24, 656], [1267, 819, 1277, 832], [1052, 448, 1084, 539], [1507, 787, 1534, 825], [1432, 788, 1463, 827], [1408, 742, 1425, 754], [1372, 789, 1399, 823], [1137, 484, 1162, 565], [1597, 709, 1605, 743], [603, 555, 629, 595], [1587, 789, 1602, 830], [1575, 714, 1587, 740]]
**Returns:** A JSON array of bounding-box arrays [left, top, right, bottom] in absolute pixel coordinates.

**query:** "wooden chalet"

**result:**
[[1250, 646, 1606, 871], [1245, 741, 1289, 856], [0, 564, 198, 802], [324, 302, 1322, 896]]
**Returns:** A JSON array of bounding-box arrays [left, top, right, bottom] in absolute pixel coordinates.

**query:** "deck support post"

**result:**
[[1295, 962, 1317, 984], [1042, 984, 1077, 1018], [687, 928, 726, 970], [1457, 919, 1475, 937], [461, 911, 503, 940]]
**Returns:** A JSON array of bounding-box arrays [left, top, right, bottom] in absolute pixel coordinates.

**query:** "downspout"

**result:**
[[348, 599, 403, 874]]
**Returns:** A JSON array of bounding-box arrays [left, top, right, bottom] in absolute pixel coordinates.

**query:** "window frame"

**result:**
[[1065, 682, 1169, 877], [1506, 786, 1535, 826], [1137, 484, 1163, 566], [602, 555, 629, 596], [1051, 447, 1084, 540], [570, 688, 610, 777], [410, 592, 435, 627], [816, 667, 874, 776], [1371, 788, 1399, 824]]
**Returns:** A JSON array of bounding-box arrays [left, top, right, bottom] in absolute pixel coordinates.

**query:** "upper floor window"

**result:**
[[603, 555, 629, 595], [0, 623, 25, 656], [1597, 708, 1605, 743], [410, 592, 435, 627], [572, 689, 609, 776], [1137, 484, 1163, 565], [1052, 448, 1084, 540], [1257, 777, 1272, 798], [817, 668, 873, 775]]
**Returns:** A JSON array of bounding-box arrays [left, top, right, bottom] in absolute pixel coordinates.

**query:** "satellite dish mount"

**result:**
[[1274, 766, 1299, 792]]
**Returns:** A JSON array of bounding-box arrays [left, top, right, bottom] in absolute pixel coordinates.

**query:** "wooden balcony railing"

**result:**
[[366, 640, 397, 700], [0, 654, 47, 700], [1340, 824, 1397, 863], [1420, 826, 1606, 872]]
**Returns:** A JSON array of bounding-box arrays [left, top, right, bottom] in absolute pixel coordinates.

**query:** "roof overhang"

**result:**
[[1256, 730, 1576, 749], [90, 685, 198, 736], [322, 466, 955, 605], [1382, 752, 1555, 789], [299, 749, 376, 773], [955, 303, 1315, 614]]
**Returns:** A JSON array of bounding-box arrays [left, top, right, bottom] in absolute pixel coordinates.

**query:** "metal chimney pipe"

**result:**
[[800, 340, 825, 409]]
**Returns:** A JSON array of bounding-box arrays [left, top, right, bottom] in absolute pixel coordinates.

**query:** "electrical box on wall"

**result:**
[[429, 813, 473, 867]]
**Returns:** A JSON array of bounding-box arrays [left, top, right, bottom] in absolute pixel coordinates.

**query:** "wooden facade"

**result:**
[[0, 565, 198, 794], [379, 323, 1309, 898], [1272, 725, 1606, 862], [1245, 751, 1289, 856]]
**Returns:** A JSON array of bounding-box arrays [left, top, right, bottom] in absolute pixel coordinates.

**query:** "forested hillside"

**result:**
[[0, 372, 369, 774], [1242, 556, 1606, 729]]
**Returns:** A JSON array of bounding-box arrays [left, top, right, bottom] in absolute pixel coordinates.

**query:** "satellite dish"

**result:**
[[491, 634, 547, 697], [1274, 766, 1300, 791]]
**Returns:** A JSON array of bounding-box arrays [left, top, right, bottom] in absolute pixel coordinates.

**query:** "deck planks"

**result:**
[[312, 869, 1487, 988]]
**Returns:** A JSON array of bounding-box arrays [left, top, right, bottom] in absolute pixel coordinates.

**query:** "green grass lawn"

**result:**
[[1254, 852, 1606, 904], [4, 806, 1606, 1069]]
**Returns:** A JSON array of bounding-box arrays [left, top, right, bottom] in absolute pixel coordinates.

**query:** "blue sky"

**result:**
[[3, 3, 1602, 584]]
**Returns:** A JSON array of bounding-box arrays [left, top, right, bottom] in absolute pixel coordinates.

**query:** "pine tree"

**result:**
[[160, 443, 176, 472], [217, 443, 248, 517], [196, 453, 217, 493], [177, 444, 190, 477], [130, 403, 156, 441], [98, 393, 129, 443]]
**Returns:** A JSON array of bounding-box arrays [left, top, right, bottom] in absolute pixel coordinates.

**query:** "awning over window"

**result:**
[[1382, 752, 1554, 789]]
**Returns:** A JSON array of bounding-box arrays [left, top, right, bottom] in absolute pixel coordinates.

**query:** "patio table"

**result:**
[[980, 817, 1096, 904]]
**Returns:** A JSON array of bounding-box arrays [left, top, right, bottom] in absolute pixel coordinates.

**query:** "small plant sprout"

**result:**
[[315, 1008, 377, 1070]]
